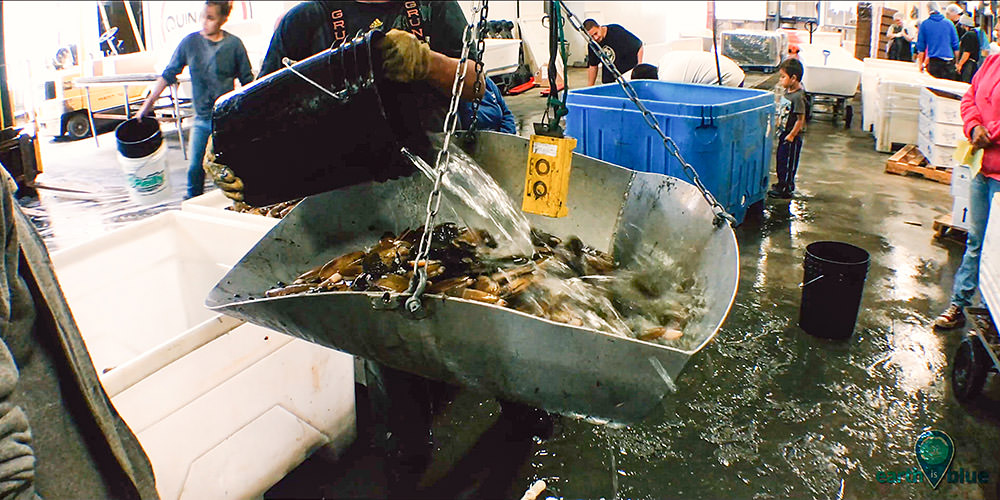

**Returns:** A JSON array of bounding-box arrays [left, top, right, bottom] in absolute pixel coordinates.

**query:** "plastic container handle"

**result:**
[[799, 274, 825, 288]]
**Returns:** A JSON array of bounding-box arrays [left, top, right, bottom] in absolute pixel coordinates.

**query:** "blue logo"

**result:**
[[915, 430, 954, 489], [128, 171, 165, 193]]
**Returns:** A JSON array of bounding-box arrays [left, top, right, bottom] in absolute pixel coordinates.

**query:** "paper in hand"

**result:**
[[953, 139, 984, 178]]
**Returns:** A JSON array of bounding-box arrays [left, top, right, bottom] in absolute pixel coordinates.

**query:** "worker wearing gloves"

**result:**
[[205, 1, 484, 202], [0, 169, 158, 499], [202, 2, 515, 497]]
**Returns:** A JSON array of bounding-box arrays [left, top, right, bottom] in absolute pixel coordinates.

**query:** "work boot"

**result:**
[[767, 187, 792, 199], [933, 304, 966, 330]]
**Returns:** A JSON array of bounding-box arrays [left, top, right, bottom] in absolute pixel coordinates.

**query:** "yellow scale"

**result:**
[[522, 134, 576, 218]]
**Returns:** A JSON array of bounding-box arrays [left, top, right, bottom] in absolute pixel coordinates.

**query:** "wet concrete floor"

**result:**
[[269, 70, 1000, 499], [23, 67, 1000, 499]]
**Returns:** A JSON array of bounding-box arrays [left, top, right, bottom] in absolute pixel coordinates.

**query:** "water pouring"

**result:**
[[204, 1, 739, 424]]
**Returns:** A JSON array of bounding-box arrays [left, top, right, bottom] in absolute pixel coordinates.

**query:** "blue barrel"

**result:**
[[566, 81, 775, 225]]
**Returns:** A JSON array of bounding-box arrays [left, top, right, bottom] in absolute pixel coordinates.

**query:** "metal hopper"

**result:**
[[206, 132, 739, 424]]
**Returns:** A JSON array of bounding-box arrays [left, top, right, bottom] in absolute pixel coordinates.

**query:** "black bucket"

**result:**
[[211, 30, 430, 207], [114, 118, 162, 159], [798, 241, 870, 340]]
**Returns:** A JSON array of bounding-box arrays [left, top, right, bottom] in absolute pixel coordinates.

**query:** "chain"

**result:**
[[557, 1, 736, 227], [465, 1, 489, 137], [405, 1, 487, 313]]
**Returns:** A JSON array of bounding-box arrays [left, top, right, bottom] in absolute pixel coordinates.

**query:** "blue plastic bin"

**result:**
[[566, 81, 775, 224]]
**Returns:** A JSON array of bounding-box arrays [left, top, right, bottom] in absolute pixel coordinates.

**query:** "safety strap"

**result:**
[[328, 2, 428, 46], [397, 1, 428, 41]]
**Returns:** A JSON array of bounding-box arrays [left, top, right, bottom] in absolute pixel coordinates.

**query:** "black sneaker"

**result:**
[[768, 189, 792, 199]]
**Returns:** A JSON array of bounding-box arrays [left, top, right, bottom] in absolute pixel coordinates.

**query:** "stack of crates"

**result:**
[[918, 87, 968, 229], [565, 80, 775, 225], [720, 30, 788, 72]]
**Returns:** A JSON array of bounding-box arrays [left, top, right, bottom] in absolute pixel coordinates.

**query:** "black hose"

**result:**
[[712, 0, 723, 85], [548, 3, 559, 99]]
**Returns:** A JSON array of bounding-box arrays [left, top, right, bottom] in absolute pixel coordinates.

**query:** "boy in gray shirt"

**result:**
[[768, 58, 807, 199], [138, 0, 253, 199]]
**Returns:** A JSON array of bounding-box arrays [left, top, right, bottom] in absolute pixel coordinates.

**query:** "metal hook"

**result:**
[[350, 33, 366, 90], [338, 38, 353, 94]]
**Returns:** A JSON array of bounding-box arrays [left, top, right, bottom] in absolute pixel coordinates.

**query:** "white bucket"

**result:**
[[117, 142, 171, 205]]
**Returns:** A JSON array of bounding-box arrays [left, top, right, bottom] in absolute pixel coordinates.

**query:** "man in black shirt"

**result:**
[[957, 14, 981, 82], [259, 1, 469, 77], [206, 1, 484, 202], [584, 18, 643, 85], [258, 1, 482, 107], [207, 3, 551, 497]]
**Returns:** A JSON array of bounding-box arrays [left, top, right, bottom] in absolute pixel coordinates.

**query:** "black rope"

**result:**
[[712, 0, 723, 86], [548, 6, 559, 98]]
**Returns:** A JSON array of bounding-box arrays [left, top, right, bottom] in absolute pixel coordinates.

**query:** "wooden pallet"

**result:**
[[933, 214, 967, 245], [885, 145, 952, 184]]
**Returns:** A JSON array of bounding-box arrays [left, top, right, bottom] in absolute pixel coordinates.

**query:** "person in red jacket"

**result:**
[[934, 54, 1000, 329]]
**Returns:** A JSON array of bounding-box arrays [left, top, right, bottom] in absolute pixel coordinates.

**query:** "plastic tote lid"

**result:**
[[115, 118, 163, 159]]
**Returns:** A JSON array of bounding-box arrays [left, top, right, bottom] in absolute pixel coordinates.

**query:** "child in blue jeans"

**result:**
[[769, 58, 807, 199]]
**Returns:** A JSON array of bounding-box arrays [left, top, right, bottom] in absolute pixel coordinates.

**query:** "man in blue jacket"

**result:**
[[916, 1, 961, 80], [459, 78, 517, 134]]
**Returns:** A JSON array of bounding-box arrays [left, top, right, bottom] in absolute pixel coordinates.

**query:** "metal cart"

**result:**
[[952, 308, 1000, 402]]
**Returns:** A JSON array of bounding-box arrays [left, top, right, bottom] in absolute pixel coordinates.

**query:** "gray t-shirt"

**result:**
[[777, 87, 806, 139], [162, 31, 253, 119]]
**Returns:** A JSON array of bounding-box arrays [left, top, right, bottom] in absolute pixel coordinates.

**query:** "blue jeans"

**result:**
[[951, 173, 1000, 308], [187, 118, 212, 199], [775, 135, 803, 192]]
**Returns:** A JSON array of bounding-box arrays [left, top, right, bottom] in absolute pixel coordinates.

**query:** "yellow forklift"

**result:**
[[35, 43, 148, 140], [0, 4, 42, 198]]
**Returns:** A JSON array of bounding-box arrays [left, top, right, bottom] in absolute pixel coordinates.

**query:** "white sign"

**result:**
[[146, 1, 257, 53], [532, 141, 559, 157], [142, 1, 291, 73]]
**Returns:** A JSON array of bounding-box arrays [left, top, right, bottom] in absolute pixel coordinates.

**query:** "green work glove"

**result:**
[[202, 136, 245, 202], [380, 29, 432, 82]]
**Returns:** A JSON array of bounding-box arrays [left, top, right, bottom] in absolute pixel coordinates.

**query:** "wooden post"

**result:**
[[122, 0, 145, 52], [0, 1, 13, 129], [98, 1, 119, 55]]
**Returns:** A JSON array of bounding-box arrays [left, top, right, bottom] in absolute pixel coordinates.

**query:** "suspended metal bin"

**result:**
[[207, 132, 739, 424]]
